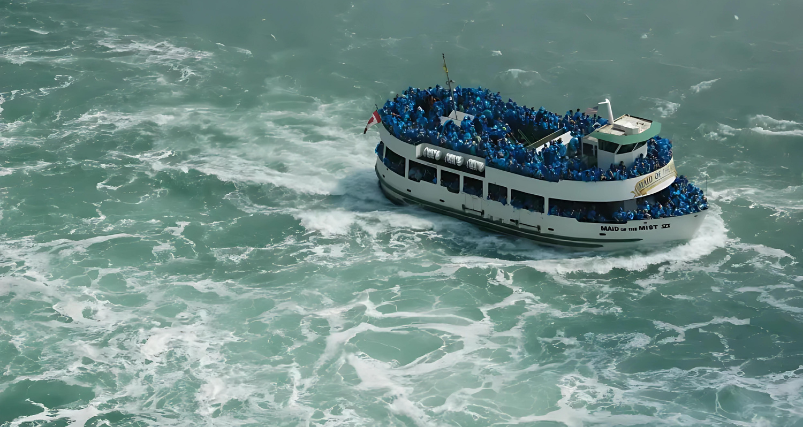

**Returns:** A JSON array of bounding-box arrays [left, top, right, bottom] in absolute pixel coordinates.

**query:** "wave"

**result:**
[[72, 109, 176, 131], [96, 32, 213, 82], [700, 122, 740, 141], [641, 97, 680, 118], [126, 98, 378, 196], [751, 127, 803, 137], [1, 46, 33, 65], [0, 41, 75, 66], [690, 78, 719, 93], [445, 207, 727, 275], [498, 68, 548, 86], [294, 209, 435, 238], [750, 115, 803, 137], [96, 35, 211, 64], [710, 184, 803, 214]]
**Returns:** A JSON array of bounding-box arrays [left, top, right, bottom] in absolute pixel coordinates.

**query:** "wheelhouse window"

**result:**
[[617, 143, 637, 154], [488, 183, 508, 205], [408, 160, 437, 184], [441, 170, 460, 193], [384, 147, 405, 177], [598, 140, 618, 153], [463, 176, 483, 198], [511, 189, 544, 212]]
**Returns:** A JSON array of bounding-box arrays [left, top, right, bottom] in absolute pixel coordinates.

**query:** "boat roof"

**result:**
[[589, 115, 661, 145]]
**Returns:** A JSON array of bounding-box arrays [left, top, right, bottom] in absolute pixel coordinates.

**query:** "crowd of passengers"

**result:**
[[497, 136, 673, 182], [379, 86, 673, 182], [546, 176, 708, 223]]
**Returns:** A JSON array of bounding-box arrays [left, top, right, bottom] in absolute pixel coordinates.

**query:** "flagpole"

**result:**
[[442, 53, 457, 120]]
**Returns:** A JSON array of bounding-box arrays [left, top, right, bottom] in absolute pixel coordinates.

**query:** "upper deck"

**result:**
[[591, 115, 661, 144], [379, 86, 673, 187], [379, 125, 677, 203]]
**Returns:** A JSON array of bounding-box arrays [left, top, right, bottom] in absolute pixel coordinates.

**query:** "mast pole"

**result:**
[[442, 53, 457, 120]]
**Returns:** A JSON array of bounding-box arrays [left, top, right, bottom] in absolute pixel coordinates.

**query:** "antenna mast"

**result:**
[[442, 53, 457, 120], [599, 99, 615, 124]]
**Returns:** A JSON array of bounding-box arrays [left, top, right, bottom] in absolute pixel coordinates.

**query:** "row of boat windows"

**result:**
[[380, 143, 545, 213], [378, 142, 706, 223]]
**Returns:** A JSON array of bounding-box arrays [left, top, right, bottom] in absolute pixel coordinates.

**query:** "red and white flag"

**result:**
[[363, 110, 381, 134]]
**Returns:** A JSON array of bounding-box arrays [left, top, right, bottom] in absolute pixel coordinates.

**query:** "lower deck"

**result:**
[[376, 159, 706, 250]]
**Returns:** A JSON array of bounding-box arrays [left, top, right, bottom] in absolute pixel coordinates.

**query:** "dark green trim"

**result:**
[[376, 167, 642, 248], [589, 121, 661, 145]]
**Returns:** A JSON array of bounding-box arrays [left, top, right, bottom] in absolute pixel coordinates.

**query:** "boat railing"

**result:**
[[524, 129, 564, 150], [380, 126, 673, 185]]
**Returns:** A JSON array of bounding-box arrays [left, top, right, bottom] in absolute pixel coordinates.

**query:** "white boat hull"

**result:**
[[375, 159, 707, 250]]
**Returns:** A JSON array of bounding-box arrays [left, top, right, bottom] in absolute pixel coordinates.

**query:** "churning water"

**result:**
[[1, 0, 802, 425]]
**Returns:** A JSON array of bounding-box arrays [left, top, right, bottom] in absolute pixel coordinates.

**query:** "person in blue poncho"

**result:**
[[658, 203, 668, 218], [612, 207, 624, 223], [568, 137, 579, 157], [586, 207, 597, 222], [557, 139, 567, 157]]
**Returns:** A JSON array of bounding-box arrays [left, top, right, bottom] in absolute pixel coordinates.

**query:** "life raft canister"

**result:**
[[466, 159, 485, 172], [445, 153, 464, 167], [423, 147, 443, 161]]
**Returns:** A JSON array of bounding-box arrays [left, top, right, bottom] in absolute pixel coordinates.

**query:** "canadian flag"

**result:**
[[363, 110, 381, 134]]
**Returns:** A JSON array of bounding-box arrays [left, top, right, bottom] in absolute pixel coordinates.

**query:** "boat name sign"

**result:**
[[632, 159, 677, 197], [601, 223, 672, 232]]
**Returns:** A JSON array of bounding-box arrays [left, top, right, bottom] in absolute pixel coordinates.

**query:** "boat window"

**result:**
[[384, 147, 406, 177], [598, 140, 619, 153], [511, 189, 544, 212], [548, 198, 627, 222], [583, 142, 595, 157], [376, 141, 384, 160], [633, 140, 647, 150], [441, 170, 460, 193], [488, 183, 508, 205], [408, 160, 437, 184], [617, 142, 638, 154], [463, 176, 483, 198]]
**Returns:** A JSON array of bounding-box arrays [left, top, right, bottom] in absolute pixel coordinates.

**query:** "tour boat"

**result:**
[[365, 82, 708, 250]]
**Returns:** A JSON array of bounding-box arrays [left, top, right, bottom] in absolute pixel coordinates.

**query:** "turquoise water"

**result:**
[[1, 0, 802, 425]]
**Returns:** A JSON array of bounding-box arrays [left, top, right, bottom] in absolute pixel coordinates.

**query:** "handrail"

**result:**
[[525, 129, 565, 150]]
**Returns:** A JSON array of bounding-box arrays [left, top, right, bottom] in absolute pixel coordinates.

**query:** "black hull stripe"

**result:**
[[375, 167, 644, 248]]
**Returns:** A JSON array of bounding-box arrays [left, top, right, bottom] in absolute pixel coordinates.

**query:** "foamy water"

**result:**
[[0, 1, 802, 426]]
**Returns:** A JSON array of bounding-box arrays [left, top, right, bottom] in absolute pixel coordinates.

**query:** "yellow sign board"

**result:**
[[632, 159, 677, 196]]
